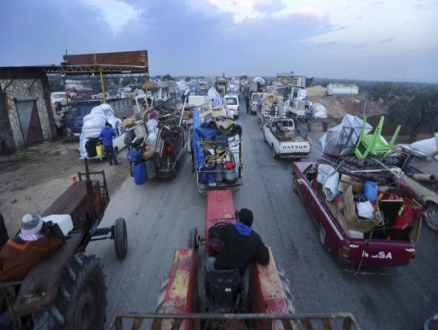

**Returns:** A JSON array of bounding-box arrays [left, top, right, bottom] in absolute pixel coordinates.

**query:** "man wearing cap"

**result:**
[[99, 122, 121, 166], [0, 214, 64, 281], [205, 208, 270, 296]]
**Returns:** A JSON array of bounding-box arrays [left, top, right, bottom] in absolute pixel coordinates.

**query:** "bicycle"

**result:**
[[204, 148, 235, 169]]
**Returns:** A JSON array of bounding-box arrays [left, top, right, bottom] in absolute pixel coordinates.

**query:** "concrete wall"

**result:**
[[0, 68, 57, 153]]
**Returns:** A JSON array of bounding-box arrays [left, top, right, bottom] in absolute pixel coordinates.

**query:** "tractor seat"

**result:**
[[207, 268, 242, 310]]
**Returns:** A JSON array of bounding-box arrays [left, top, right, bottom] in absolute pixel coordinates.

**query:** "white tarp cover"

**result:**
[[410, 133, 438, 156], [319, 115, 372, 156]]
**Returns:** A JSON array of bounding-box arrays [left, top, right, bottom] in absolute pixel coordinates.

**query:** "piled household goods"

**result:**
[[309, 102, 329, 119], [317, 115, 425, 240], [192, 106, 243, 191], [79, 104, 122, 158]]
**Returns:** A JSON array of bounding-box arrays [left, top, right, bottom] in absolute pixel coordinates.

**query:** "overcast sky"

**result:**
[[1, 0, 437, 82]]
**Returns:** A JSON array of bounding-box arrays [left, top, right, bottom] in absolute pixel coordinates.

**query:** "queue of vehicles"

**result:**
[[41, 74, 437, 329]]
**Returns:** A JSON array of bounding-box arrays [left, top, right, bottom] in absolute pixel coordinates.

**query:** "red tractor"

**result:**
[[0, 159, 127, 329], [109, 190, 360, 329]]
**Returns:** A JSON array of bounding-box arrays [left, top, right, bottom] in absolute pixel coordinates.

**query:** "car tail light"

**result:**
[[341, 245, 350, 258], [406, 248, 416, 260], [166, 144, 173, 155]]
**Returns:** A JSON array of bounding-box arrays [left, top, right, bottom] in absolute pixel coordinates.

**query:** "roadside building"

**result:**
[[0, 66, 58, 154]]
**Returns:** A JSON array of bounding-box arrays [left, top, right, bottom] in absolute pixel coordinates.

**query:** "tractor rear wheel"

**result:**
[[32, 253, 106, 330], [187, 226, 199, 249], [114, 218, 128, 259]]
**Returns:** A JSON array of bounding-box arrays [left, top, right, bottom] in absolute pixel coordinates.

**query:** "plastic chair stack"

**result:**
[[354, 116, 401, 160]]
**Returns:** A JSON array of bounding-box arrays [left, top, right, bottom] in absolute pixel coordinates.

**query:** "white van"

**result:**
[[224, 94, 240, 119], [51, 92, 67, 106]]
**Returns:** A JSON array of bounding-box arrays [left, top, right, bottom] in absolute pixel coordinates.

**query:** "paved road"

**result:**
[[89, 93, 438, 329]]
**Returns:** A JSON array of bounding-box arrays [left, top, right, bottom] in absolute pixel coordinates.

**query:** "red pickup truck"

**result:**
[[292, 161, 423, 272]]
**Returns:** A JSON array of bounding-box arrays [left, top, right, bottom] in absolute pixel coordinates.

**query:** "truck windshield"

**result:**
[[66, 106, 91, 119]]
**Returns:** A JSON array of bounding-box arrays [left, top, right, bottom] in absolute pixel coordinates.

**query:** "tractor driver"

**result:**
[[205, 208, 270, 296], [0, 214, 65, 281]]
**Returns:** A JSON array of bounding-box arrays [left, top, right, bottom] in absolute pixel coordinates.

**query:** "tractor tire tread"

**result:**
[[33, 253, 106, 330]]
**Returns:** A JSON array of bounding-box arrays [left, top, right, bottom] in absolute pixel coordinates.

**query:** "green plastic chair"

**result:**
[[354, 116, 401, 159]]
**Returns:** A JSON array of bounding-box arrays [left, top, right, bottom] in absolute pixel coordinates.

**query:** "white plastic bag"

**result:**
[[146, 119, 158, 133], [317, 164, 340, 202], [145, 132, 157, 147], [100, 104, 114, 117], [357, 201, 374, 219], [411, 137, 438, 155]]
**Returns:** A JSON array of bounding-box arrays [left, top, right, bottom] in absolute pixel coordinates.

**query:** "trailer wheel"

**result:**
[[187, 226, 199, 249], [424, 203, 438, 233], [169, 159, 178, 179], [272, 145, 279, 159], [114, 218, 128, 259], [32, 253, 106, 330], [322, 123, 329, 132], [319, 223, 329, 251], [292, 176, 298, 194]]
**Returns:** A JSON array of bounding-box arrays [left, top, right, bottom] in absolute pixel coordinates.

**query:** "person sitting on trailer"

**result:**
[[304, 97, 310, 110], [205, 208, 270, 296], [0, 214, 65, 281]]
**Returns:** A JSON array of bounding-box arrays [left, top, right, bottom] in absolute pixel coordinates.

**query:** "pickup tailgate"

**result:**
[[278, 140, 311, 156], [347, 238, 416, 267]]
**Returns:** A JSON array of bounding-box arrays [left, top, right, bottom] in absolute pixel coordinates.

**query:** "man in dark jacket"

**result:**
[[205, 208, 270, 296], [99, 122, 120, 165]]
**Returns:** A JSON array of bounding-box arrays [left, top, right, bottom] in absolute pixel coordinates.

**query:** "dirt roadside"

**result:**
[[0, 137, 130, 235]]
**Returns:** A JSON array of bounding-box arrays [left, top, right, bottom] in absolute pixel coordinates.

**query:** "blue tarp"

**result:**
[[192, 108, 242, 168]]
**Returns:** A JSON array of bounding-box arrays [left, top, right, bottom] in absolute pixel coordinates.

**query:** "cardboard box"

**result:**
[[343, 186, 375, 232]]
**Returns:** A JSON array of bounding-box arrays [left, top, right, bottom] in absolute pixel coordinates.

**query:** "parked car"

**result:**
[[291, 160, 423, 272], [66, 100, 102, 138], [224, 93, 240, 119]]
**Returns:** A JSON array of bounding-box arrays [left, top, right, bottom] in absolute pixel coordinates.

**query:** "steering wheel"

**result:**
[[208, 221, 230, 253]]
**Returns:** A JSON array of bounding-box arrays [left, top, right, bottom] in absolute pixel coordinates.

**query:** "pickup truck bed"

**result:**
[[263, 117, 311, 159], [292, 161, 421, 271]]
